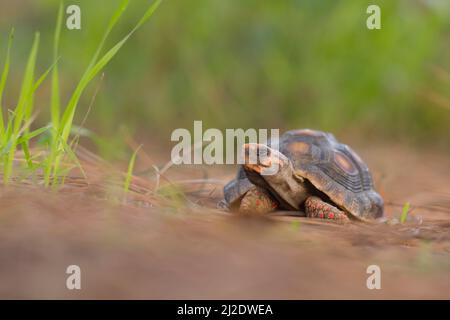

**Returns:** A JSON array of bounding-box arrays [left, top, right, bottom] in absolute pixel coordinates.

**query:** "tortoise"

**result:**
[[222, 129, 384, 221]]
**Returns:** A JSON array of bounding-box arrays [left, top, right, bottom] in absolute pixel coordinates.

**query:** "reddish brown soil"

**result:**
[[0, 144, 449, 299]]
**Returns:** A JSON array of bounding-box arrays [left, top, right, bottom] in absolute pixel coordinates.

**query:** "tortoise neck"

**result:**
[[261, 164, 310, 210]]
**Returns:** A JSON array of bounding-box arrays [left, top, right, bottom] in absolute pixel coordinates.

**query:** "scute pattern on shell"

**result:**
[[280, 129, 383, 219]]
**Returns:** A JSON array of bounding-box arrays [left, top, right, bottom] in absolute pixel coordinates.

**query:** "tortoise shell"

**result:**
[[278, 129, 383, 219]]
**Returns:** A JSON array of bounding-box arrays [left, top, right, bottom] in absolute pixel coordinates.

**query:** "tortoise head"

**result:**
[[242, 143, 309, 209], [242, 143, 289, 176]]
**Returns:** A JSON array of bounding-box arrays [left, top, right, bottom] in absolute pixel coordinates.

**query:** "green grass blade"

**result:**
[[34, 57, 60, 92], [52, 129, 87, 188], [400, 202, 410, 223], [13, 32, 40, 134], [21, 141, 33, 168], [59, 0, 161, 143], [123, 145, 142, 194], [134, 0, 162, 31], [0, 28, 14, 135], [88, 0, 129, 71], [2, 111, 14, 146], [58, 0, 131, 143], [59, 135, 87, 180], [0, 141, 13, 157], [51, 0, 63, 129], [16, 125, 51, 145], [43, 1, 64, 186], [3, 32, 39, 184]]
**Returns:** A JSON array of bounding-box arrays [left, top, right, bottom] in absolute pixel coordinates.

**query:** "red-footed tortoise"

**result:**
[[222, 129, 384, 222]]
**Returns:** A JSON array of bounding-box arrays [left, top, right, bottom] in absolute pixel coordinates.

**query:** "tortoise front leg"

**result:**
[[239, 186, 278, 215], [304, 196, 349, 222]]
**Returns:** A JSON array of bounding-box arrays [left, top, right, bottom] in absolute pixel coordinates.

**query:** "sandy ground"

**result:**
[[0, 144, 449, 299]]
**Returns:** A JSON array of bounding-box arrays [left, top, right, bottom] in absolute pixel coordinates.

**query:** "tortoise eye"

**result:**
[[256, 148, 270, 159]]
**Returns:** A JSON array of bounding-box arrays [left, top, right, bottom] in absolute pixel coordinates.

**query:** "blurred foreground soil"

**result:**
[[0, 144, 449, 299]]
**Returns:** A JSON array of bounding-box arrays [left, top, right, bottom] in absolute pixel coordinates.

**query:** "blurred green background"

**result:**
[[0, 0, 449, 159]]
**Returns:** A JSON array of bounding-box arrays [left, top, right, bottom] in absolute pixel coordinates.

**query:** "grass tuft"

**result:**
[[0, 0, 162, 187]]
